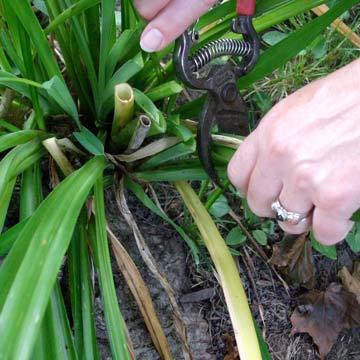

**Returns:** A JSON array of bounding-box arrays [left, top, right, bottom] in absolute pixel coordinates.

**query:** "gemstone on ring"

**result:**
[[271, 200, 309, 225]]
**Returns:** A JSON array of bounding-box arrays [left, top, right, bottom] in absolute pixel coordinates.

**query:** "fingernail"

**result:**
[[140, 28, 164, 52]]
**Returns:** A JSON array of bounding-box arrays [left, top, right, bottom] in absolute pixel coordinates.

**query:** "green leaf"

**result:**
[[254, 319, 273, 360], [33, 0, 49, 15], [140, 139, 196, 170], [310, 231, 337, 260], [226, 227, 247, 246], [0, 130, 45, 153], [0, 72, 52, 111], [90, 176, 130, 360], [73, 126, 104, 156], [229, 247, 242, 256], [0, 119, 21, 132], [0, 156, 107, 360], [133, 88, 167, 135], [310, 35, 328, 59], [100, 55, 144, 120], [146, 81, 183, 102], [351, 209, 360, 222], [44, 0, 100, 34], [124, 176, 199, 263], [260, 220, 275, 235], [209, 194, 230, 218], [135, 164, 227, 182], [238, 0, 359, 88], [0, 220, 27, 256], [43, 76, 80, 128], [345, 223, 360, 253], [0, 140, 45, 233], [98, 0, 116, 93], [4, 0, 62, 79], [167, 115, 193, 142], [68, 211, 100, 360], [262, 30, 288, 46], [242, 199, 260, 225], [20, 162, 43, 221], [252, 230, 268, 246], [106, 26, 142, 80], [38, 282, 78, 360]]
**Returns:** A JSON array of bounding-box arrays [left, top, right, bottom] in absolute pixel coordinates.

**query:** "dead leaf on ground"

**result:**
[[291, 283, 360, 359], [222, 334, 239, 360], [338, 265, 360, 304], [270, 233, 315, 288]]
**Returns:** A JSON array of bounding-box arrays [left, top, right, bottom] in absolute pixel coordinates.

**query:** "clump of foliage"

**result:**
[[0, 0, 358, 359]]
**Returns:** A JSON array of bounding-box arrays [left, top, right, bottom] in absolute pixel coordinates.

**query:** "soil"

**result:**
[[98, 184, 360, 360]]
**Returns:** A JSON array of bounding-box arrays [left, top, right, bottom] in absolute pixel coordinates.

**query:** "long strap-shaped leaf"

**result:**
[[0, 140, 46, 233], [0, 156, 107, 360], [68, 211, 100, 360], [89, 176, 131, 360], [0, 130, 45, 153], [2, 0, 62, 80], [238, 0, 359, 88], [175, 181, 262, 360]]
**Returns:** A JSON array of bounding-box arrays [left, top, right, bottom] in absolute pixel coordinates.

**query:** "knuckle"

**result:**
[[292, 162, 315, 190], [267, 134, 291, 159]]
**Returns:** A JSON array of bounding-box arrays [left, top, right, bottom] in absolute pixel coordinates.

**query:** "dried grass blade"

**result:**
[[312, 5, 360, 48], [107, 226, 173, 360], [115, 179, 192, 360], [114, 137, 181, 162]]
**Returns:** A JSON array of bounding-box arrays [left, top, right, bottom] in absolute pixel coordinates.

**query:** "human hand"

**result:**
[[228, 59, 360, 245], [133, 0, 216, 52]]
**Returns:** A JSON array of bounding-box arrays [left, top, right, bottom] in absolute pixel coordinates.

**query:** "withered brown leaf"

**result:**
[[271, 233, 315, 288], [291, 283, 360, 359], [222, 333, 239, 360], [338, 266, 360, 304]]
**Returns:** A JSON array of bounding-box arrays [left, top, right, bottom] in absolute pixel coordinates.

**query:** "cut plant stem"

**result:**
[[174, 181, 262, 360], [42, 137, 74, 176], [112, 83, 134, 139], [126, 115, 151, 153]]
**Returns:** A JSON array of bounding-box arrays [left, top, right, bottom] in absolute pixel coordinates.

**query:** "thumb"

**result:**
[[140, 0, 216, 52]]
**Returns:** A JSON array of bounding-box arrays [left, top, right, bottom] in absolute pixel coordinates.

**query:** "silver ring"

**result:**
[[271, 200, 310, 225]]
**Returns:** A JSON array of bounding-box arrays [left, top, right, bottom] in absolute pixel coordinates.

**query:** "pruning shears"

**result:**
[[174, 0, 259, 186]]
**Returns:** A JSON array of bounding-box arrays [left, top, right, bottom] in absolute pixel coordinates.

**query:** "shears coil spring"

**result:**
[[190, 38, 252, 72]]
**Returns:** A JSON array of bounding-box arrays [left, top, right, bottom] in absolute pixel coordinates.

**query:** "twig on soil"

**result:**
[[228, 209, 290, 295], [115, 178, 193, 360], [147, 183, 166, 215], [240, 249, 266, 337]]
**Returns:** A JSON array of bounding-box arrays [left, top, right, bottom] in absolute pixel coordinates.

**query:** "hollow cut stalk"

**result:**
[[112, 83, 134, 139], [174, 181, 262, 360]]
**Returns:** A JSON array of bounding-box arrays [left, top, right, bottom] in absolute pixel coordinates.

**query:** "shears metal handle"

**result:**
[[174, 0, 259, 185]]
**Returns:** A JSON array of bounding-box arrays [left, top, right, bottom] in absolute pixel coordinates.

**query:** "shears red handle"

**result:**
[[237, 0, 256, 16]]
